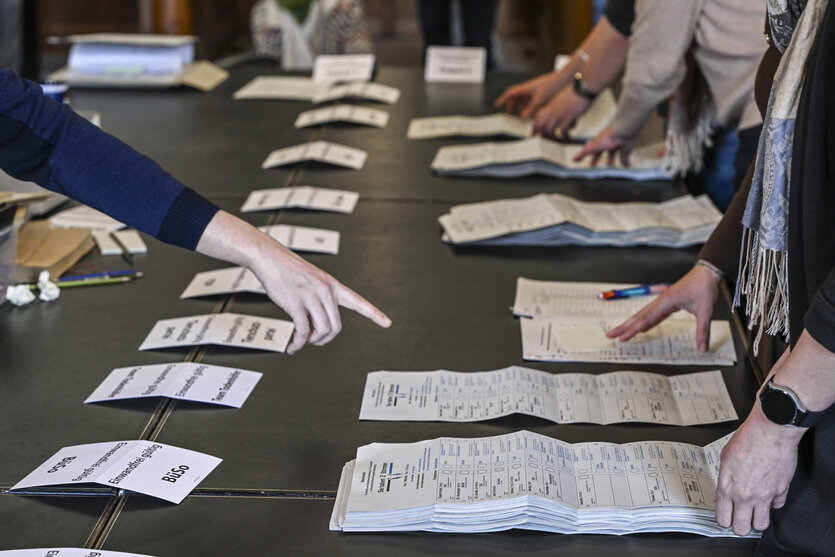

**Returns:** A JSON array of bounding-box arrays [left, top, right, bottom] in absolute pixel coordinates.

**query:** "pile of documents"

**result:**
[[331, 430, 750, 537], [438, 193, 721, 248], [431, 136, 671, 180]]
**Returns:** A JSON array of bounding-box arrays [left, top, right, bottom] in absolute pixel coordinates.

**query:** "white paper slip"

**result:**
[[520, 316, 736, 366], [241, 186, 359, 214], [49, 206, 125, 232], [233, 76, 330, 100], [180, 267, 264, 298], [359, 367, 737, 426], [312, 54, 375, 83], [12, 440, 221, 504], [93, 230, 147, 256], [261, 141, 367, 170], [139, 313, 294, 353], [259, 224, 340, 254], [407, 113, 532, 139], [85, 362, 262, 408], [425, 46, 486, 83], [312, 82, 400, 105], [295, 104, 389, 129], [0, 550, 152, 557]]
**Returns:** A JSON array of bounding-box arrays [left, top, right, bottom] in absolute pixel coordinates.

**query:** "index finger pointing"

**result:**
[[336, 284, 391, 328]]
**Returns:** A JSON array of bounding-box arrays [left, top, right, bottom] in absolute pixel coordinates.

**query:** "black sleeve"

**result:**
[[604, 0, 636, 37]]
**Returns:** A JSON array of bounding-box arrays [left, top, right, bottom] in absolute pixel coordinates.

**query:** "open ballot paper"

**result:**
[[438, 193, 720, 248], [0, 550, 152, 557], [138, 313, 294, 353], [521, 317, 736, 366], [233, 76, 331, 101], [295, 104, 389, 129], [241, 186, 359, 214], [85, 362, 262, 408], [312, 82, 401, 105], [261, 141, 367, 170], [331, 431, 752, 537], [425, 46, 486, 83], [359, 368, 737, 426], [12, 441, 221, 504], [431, 136, 671, 181], [312, 54, 375, 83]]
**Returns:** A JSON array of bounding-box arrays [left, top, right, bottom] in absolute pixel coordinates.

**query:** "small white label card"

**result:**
[[241, 186, 359, 214], [294, 104, 389, 129], [180, 267, 263, 298], [261, 141, 367, 170], [259, 224, 340, 254], [312, 54, 375, 83], [85, 362, 262, 408], [139, 313, 294, 353], [425, 46, 486, 83], [233, 76, 331, 100], [12, 441, 222, 504], [0, 550, 153, 557], [312, 82, 401, 105]]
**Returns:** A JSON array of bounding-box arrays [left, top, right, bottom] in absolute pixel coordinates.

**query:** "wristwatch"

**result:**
[[759, 377, 824, 427], [572, 72, 598, 101]]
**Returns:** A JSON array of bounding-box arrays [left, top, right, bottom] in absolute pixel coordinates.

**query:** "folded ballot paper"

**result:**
[[261, 141, 367, 170], [330, 430, 755, 537], [431, 136, 671, 181], [233, 77, 400, 104], [438, 193, 721, 248], [295, 104, 389, 129]]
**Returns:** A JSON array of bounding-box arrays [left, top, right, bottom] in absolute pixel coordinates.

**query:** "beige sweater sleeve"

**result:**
[[611, 0, 704, 138]]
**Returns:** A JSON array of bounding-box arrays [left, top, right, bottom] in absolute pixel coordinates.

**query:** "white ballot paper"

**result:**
[[438, 193, 720, 248], [180, 267, 263, 298], [85, 362, 262, 408], [431, 136, 671, 181], [425, 46, 486, 83], [407, 113, 532, 140], [233, 76, 330, 101], [49, 206, 125, 232], [138, 313, 294, 353], [12, 441, 221, 504], [259, 224, 340, 253], [312, 82, 400, 105], [261, 141, 367, 170], [0, 550, 152, 557], [241, 186, 358, 214], [331, 430, 754, 537], [295, 104, 389, 129], [312, 54, 375, 83], [359, 368, 737, 426]]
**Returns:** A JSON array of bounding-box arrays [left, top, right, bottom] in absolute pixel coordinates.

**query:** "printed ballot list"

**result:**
[[85, 362, 262, 408], [241, 186, 359, 214], [13, 441, 221, 504], [139, 313, 294, 353], [331, 431, 746, 536], [360, 368, 737, 426], [0, 550, 151, 557]]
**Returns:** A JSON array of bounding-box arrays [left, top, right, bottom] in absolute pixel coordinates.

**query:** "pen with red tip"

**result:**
[[598, 283, 670, 300]]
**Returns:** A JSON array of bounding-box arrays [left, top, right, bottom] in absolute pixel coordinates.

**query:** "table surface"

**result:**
[[0, 64, 759, 555]]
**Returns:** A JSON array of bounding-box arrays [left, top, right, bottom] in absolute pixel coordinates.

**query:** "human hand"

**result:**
[[532, 88, 592, 139], [573, 126, 634, 167], [495, 72, 566, 119], [607, 263, 721, 352]]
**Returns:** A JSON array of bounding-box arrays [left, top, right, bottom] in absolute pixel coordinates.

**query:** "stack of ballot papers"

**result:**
[[331, 430, 752, 537], [512, 279, 737, 365], [431, 136, 671, 180], [438, 193, 721, 248]]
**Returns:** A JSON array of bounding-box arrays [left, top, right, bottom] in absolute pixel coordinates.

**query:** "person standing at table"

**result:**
[[417, 0, 500, 68], [0, 68, 391, 353], [607, 1, 835, 553]]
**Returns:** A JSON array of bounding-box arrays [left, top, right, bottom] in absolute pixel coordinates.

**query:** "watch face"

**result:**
[[761, 388, 798, 425]]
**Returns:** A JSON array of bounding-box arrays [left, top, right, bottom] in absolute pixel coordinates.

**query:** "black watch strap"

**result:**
[[759, 378, 825, 427], [573, 72, 598, 101]]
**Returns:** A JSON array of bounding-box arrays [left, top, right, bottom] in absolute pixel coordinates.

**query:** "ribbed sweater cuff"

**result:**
[[156, 188, 220, 250]]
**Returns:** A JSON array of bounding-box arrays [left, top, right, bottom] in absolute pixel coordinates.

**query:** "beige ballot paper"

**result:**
[[295, 105, 389, 129], [407, 113, 533, 139], [139, 313, 294, 353], [330, 431, 752, 537], [261, 141, 367, 170], [0, 551, 152, 557], [359, 368, 737, 426], [85, 362, 262, 408], [312, 82, 401, 105], [241, 186, 359, 213], [13, 440, 221, 504], [312, 54, 375, 83], [431, 136, 671, 180], [233, 76, 331, 100]]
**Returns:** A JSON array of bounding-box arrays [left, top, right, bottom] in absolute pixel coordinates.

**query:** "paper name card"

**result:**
[[261, 141, 367, 170], [92, 229, 147, 256], [241, 186, 359, 214], [12, 440, 221, 504], [181, 267, 263, 298], [259, 224, 340, 254], [312, 82, 400, 105], [85, 362, 262, 408], [139, 313, 294, 353], [360, 368, 737, 426], [49, 206, 125, 233], [233, 76, 330, 101], [295, 104, 389, 129], [407, 113, 532, 139], [0, 550, 152, 557], [425, 46, 486, 83], [312, 54, 375, 83]]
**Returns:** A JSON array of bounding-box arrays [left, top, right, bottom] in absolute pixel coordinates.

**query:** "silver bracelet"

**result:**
[[695, 259, 723, 279]]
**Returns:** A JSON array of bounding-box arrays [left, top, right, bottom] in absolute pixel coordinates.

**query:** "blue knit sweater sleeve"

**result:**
[[0, 69, 219, 250]]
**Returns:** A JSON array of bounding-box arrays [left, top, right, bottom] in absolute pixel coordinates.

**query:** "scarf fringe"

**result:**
[[662, 111, 714, 176]]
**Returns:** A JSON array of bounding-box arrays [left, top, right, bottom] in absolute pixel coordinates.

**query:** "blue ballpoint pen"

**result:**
[[598, 282, 671, 300], [58, 269, 140, 282]]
